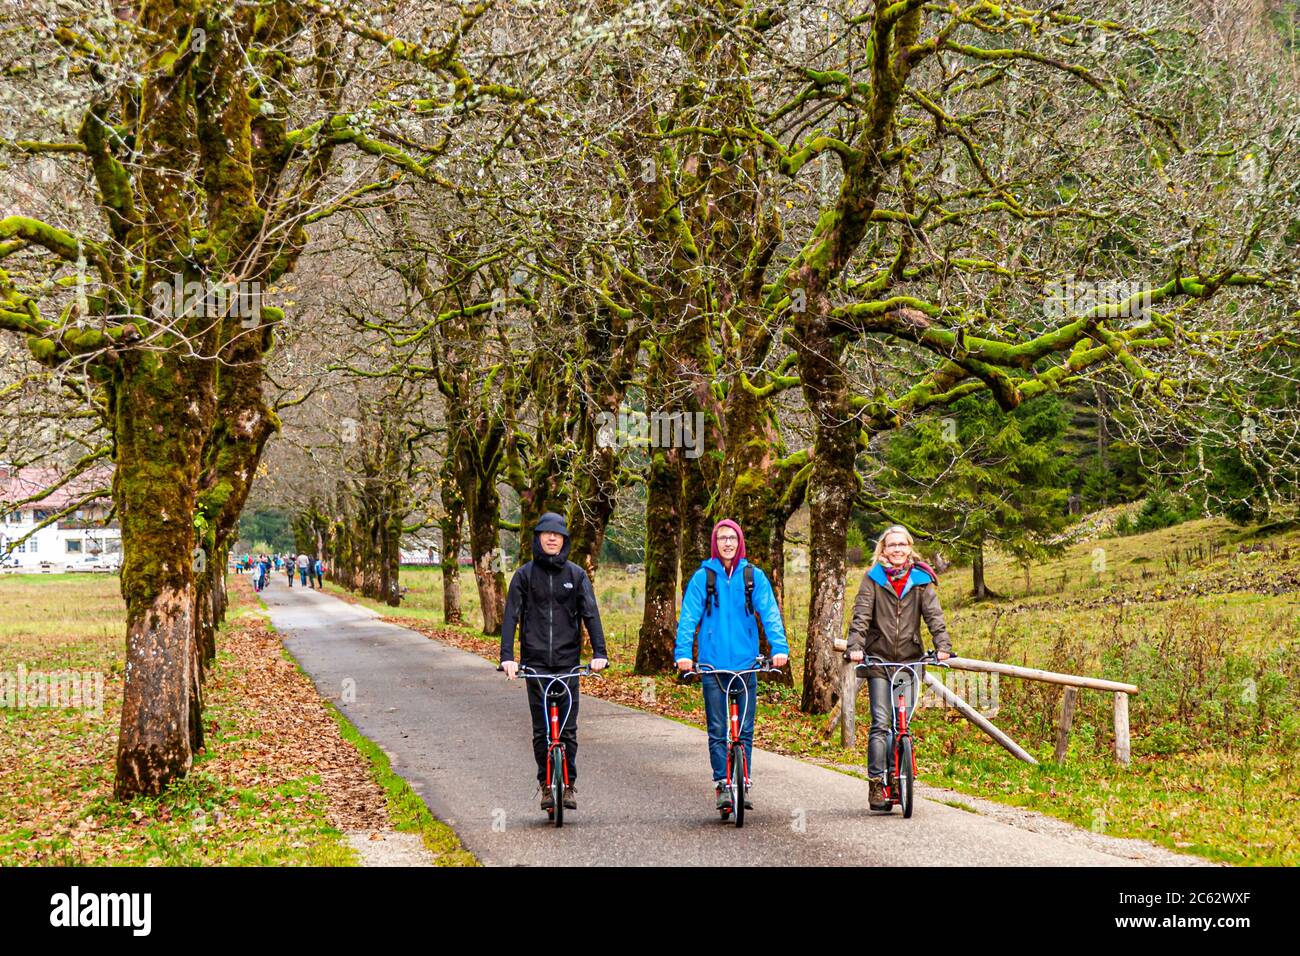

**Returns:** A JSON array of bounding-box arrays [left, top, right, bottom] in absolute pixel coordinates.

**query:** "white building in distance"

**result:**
[[0, 464, 120, 570]]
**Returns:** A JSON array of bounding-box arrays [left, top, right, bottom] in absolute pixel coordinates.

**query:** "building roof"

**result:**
[[0, 464, 114, 510]]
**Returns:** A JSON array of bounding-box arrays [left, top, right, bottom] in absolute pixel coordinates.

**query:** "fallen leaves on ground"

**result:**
[[1, 575, 394, 864], [207, 584, 390, 833]]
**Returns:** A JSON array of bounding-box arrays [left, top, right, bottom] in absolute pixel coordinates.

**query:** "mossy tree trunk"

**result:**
[[972, 537, 990, 600], [636, 446, 683, 674], [454, 417, 507, 635], [297, 410, 410, 606], [111, 341, 216, 797], [439, 459, 465, 626], [713, 386, 806, 685], [467, 477, 505, 635], [567, 305, 639, 580], [796, 340, 859, 713]]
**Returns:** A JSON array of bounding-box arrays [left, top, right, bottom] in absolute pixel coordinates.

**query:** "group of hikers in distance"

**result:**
[[236, 551, 325, 592], [499, 512, 953, 816]]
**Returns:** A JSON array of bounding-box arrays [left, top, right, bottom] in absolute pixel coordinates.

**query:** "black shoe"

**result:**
[[562, 785, 577, 810]]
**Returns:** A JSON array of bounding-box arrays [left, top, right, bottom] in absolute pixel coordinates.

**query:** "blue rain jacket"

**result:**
[[674, 557, 789, 671]]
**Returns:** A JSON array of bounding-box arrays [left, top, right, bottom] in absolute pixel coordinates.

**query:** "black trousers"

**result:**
[[526, 671, 579, 785]]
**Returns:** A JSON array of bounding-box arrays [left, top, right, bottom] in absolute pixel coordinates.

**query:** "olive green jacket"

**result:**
[[846, 563, 952, 679]]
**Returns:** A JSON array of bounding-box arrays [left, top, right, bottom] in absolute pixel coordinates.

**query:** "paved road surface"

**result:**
[[261, 583, 1193, 867]]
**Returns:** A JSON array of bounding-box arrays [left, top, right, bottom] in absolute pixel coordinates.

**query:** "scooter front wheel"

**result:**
[[732, 746, 746, 828], [899, 736, 915, 819], [551, 748, 565, 828]]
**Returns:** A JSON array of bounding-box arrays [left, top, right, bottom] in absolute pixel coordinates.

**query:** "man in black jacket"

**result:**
[[500, 512, 608, 811]]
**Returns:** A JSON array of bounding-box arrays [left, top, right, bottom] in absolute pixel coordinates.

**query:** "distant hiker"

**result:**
[[297, 552, 310, 588], [499, 512, 608, 812], [674, 519, 788, 814], [846, 525, 952, 811], [314, 557, 324, 589], [285, 553, 294, 587]]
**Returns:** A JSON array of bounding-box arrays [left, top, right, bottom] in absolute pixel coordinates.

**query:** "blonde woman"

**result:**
[[845, 525, 953, 811]]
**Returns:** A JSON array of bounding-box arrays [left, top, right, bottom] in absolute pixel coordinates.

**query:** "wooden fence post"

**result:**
[[1054, 686, 1078, 764], [840, 658, 857, 748], [1113, 691, 1131, 765]]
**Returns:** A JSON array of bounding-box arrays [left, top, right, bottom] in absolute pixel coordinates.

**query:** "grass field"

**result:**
[[341, 513, 1300, 865], [0, 573, 473, 865]]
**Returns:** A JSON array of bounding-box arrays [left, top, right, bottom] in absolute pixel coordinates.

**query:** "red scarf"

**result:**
[[882, 558, 940, 597], [884, 561, 912, 583]]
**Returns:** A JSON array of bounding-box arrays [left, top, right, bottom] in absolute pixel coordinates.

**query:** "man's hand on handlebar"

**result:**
[[936, 650, 951, 661], [848, 650, 863, 662], [676, 658, 694, 673], [501, 660, 519, 679], [590, 657, 608, 672], [771, 653, 789, 668]]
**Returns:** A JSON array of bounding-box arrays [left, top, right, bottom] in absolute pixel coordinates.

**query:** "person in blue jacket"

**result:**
[[675, 518, 789, 812]]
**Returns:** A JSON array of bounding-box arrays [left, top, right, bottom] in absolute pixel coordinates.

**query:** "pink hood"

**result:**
[[710, 519, 747, 566]]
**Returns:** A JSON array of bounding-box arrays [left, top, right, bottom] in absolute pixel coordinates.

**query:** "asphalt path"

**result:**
[[262, 582, 1191, 867]]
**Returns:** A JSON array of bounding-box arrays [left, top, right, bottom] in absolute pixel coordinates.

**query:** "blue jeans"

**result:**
[[702, 671, 756, 783], [867, 671, 922, 779]]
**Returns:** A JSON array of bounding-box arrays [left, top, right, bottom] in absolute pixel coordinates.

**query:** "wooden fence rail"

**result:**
[[830, 638, 1139, 765]]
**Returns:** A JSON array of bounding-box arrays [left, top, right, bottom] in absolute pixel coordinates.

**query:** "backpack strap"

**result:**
[[691, 565, 770, 645], [744, 563, 767, 641], [691, 567, 718, 642]]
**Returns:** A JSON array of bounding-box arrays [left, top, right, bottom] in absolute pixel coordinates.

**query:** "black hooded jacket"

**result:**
[[499, 512, 607, 668]]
